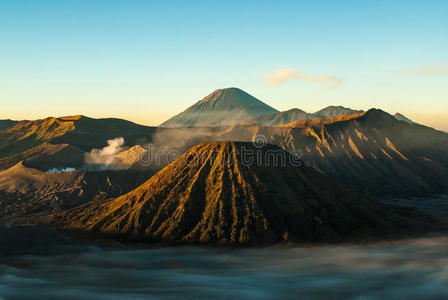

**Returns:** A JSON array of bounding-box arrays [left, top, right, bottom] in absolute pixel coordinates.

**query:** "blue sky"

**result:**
[[1, 0, 447, 130]]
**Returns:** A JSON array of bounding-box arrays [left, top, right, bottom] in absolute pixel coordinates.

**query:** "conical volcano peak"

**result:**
[[197, 88, 264, 106], [161, 88, 278, 127]]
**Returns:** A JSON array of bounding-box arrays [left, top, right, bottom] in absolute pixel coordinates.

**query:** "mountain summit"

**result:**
[[161, 88, 278, 127], [312, 106, 364, 118]]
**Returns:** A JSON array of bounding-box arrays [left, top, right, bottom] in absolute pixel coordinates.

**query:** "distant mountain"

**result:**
[[161, 89, 364, 127], [160, 88, 279, 127], [246, 106, 364, 126], [283, 112, 365, 128], [394, 113, 414, 124], [0, 119, 18, 132], [248, 108, 309, 126], [0, 115, 156, 157], [61, 141, 425, 244], [311, 106, 364, 118], [214, 109, 448, 196], [1, 106, 446, 198], [0, 117, 77, 158]]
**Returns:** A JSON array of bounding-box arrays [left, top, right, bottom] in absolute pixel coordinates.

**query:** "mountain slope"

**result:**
[[23, 144, 86, 171], [161, 89, 364, 127], [0, 119, 18, 132], [0, 143, 71, 171], [214, 109, 448, 196], [0, 115, 156, 157], [113, 145, 147, 169], [311, 106, 363, 118], [248, 106, 364, 126], [394, 113, 414, 124], [284, 112, 365, 127], [61, 141, 428, 244], [248, 108, 310, 126], [161, 88, 278, 127], [0, 162, 152, 224], [0, 117, 77, 157]]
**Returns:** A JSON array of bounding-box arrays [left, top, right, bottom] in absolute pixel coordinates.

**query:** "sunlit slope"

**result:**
[[0, 115, 156, 157], [61, 141, 425, 244], [0, 117, 77, 157]]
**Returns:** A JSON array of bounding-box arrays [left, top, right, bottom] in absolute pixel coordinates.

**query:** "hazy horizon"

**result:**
[[1, 0, 447, 130]]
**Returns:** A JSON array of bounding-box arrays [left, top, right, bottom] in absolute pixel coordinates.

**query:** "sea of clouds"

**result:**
[[2, 236, 448, 299]]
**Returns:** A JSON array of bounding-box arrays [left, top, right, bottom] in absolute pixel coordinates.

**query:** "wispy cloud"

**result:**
[[408, 63, 448, 76], [265, 67, 342, 89]]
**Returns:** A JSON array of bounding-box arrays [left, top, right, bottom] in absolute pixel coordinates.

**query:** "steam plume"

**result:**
[[84, 137, 125, 168]]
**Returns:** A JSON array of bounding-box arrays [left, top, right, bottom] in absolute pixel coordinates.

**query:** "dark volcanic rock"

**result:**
[[61, 142, 430, 245], [0, 163, 153, 224]]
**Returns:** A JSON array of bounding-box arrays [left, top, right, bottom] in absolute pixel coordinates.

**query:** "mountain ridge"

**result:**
[[0, 115, 157, 158], [213, 109, 448, 196], [394, 113, 415, 124], [0, 119, 19, 132], [312, 105, 364, 118], [161, 88, 369, 127]]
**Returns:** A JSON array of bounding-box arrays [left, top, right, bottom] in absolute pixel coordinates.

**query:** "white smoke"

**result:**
[[85, 137, 125, 167]]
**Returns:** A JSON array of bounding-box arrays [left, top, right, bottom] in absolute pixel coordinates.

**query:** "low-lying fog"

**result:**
[[2, 236, 448, 299]]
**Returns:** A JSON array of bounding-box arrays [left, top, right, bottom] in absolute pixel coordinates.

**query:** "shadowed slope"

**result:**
[[51, 116, 157, 151], [0, 162, 152, 224], [0, 143, 75, 171], [23, 144, 86, 171], [61, 142, 427, 245], [0, 119, 18, 132]]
